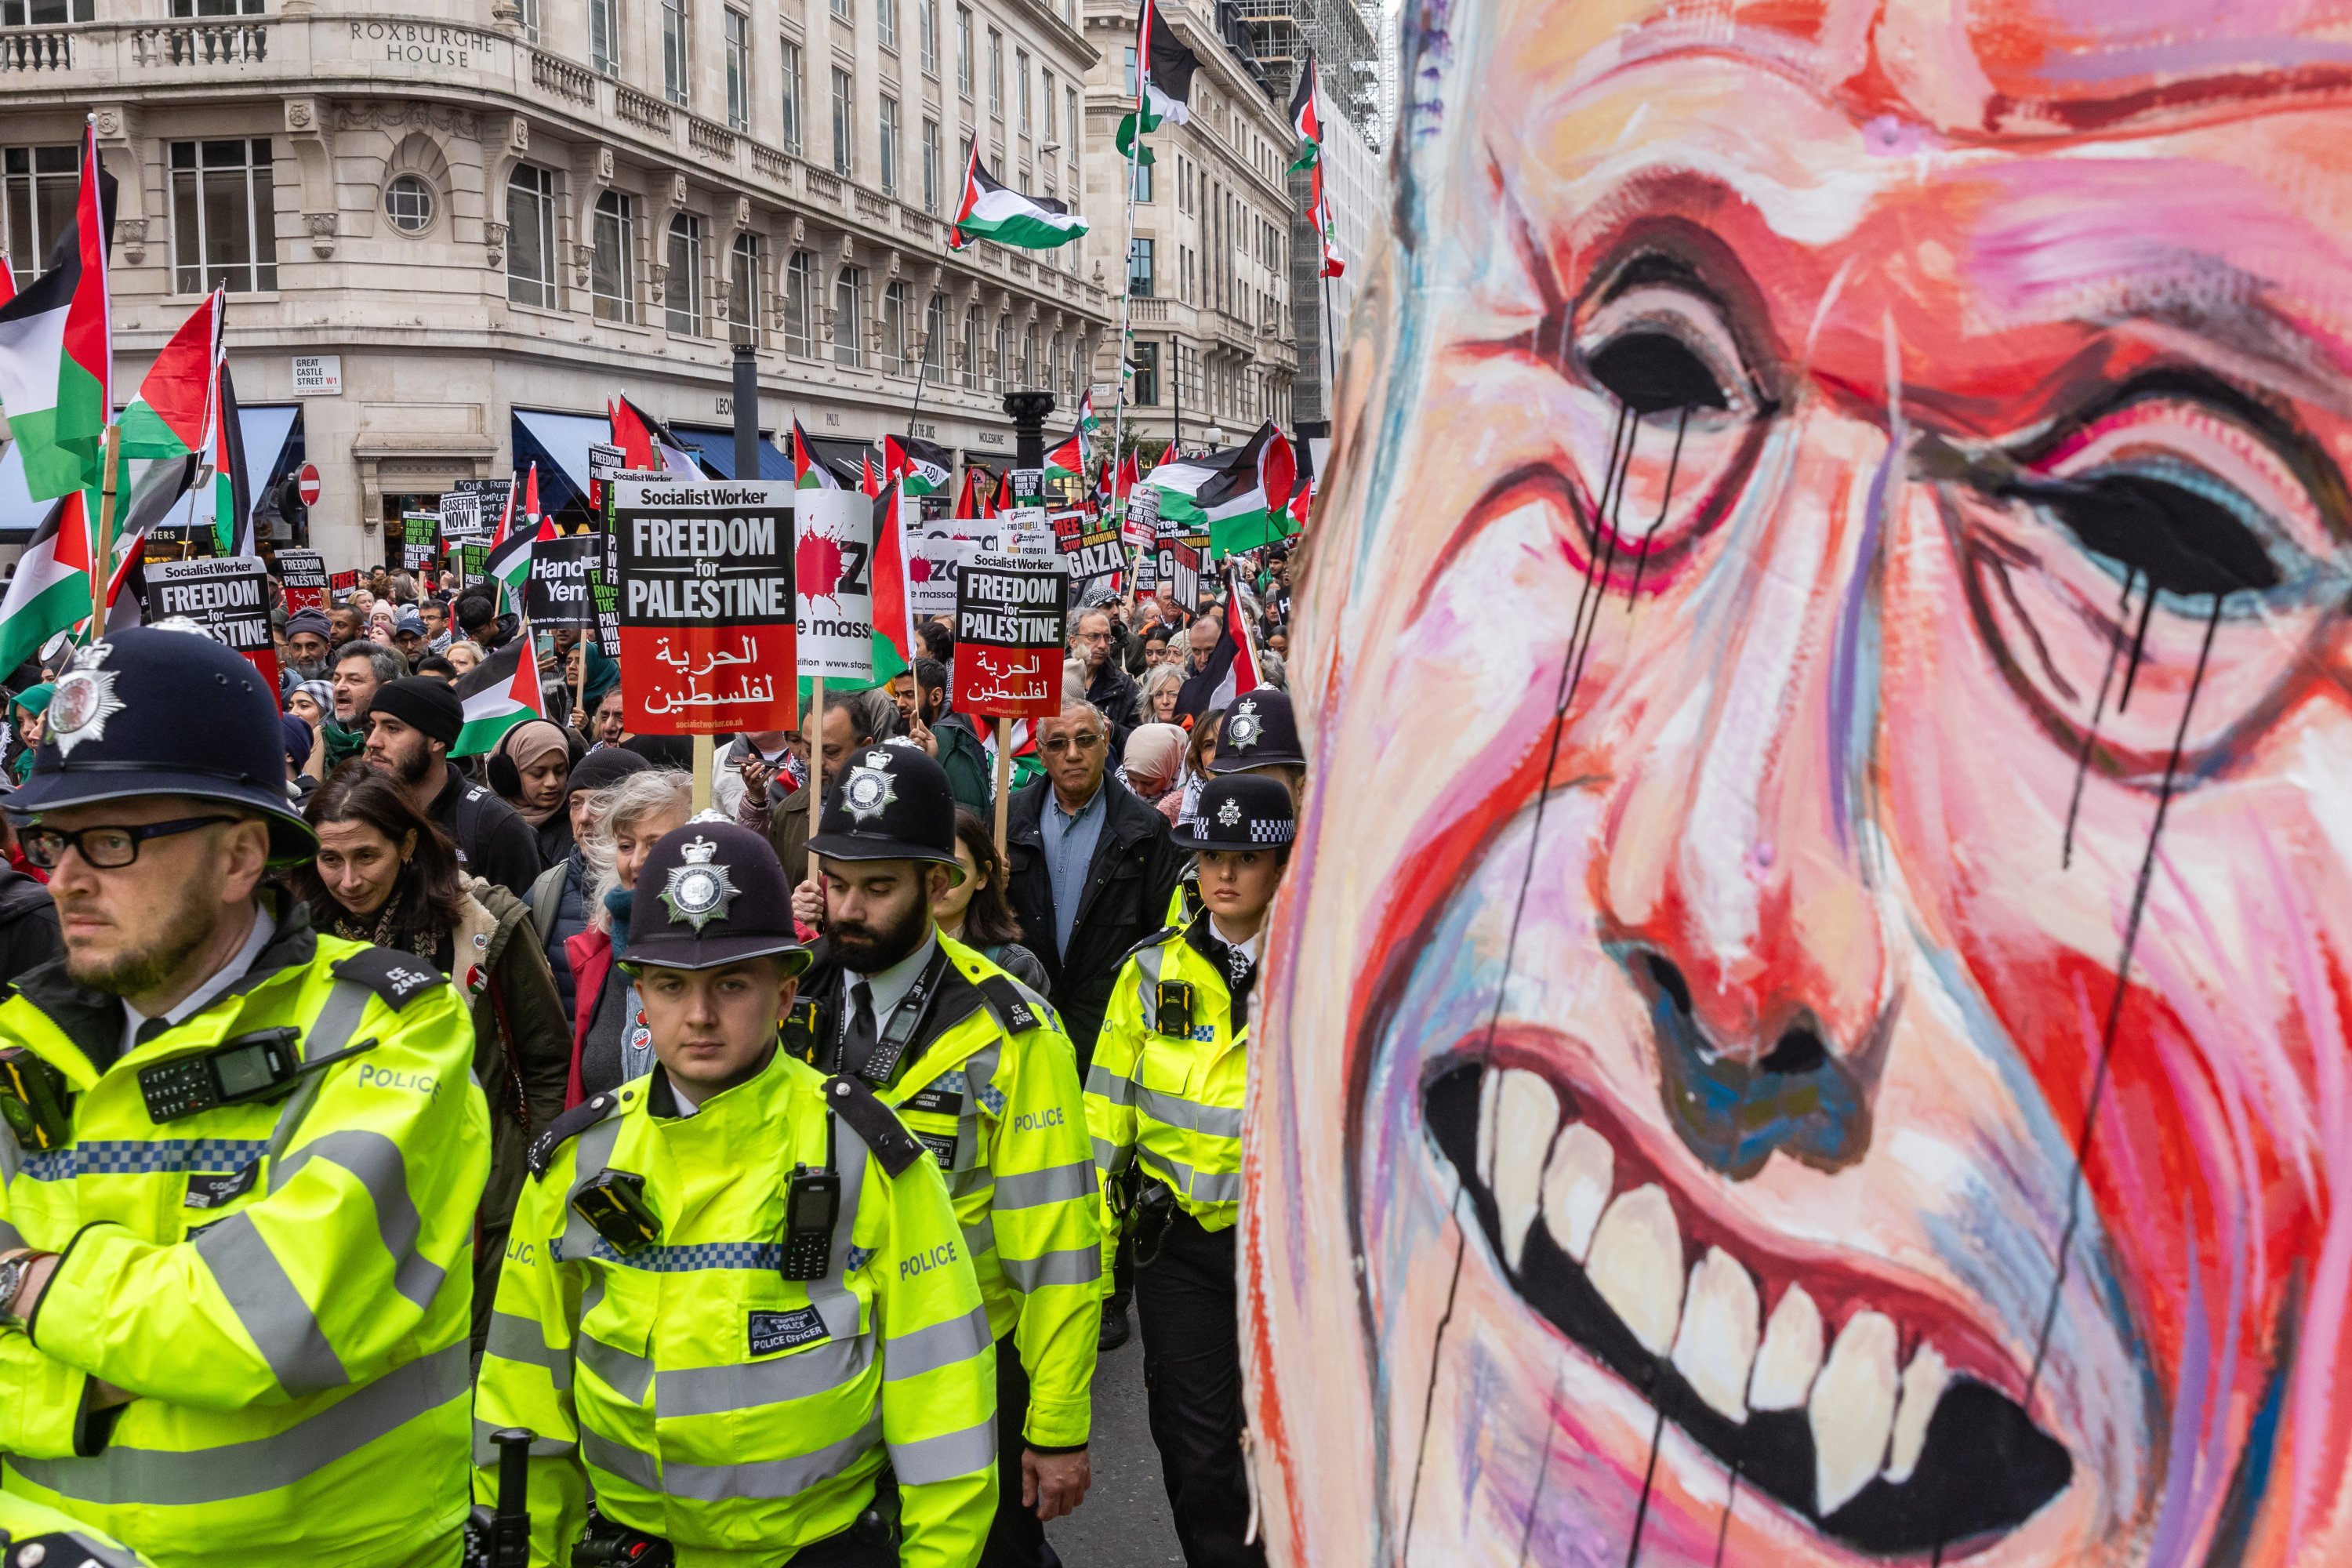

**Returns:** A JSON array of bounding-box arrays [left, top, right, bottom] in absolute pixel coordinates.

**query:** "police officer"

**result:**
[[475, 821, 999, 1566], [0, 1491, 154, 1567], [1087, 774, 1294, 1568], [1205, 688, 1305, 804], [799, 746, 1101, 1568], [0, 627, 489, 1568]]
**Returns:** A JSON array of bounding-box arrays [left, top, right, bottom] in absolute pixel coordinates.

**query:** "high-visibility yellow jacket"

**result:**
[[1086, 919, 1248, 1269], [842, 935, 1101, 1449], [0, 903, 488, 1568], [474, 1047, 999, 1568], [0, 1490, 155, 1566]]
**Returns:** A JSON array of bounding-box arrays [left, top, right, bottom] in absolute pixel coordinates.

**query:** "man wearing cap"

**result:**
[[390, 612, 428, 668], [798, 746, 1102, 1568], [0, 628, 489, 1567], [282, 608, 334, 685], [1087, 774, 1295, 1568], [475, 822, 1000, 1566], [363, 676, 544, 898]]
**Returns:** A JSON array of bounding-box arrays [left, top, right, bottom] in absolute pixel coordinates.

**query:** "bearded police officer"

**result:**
[[798, 746, 1102, 1568], [474, 821, 1000, 1567], [1088, 775, 1295, 1568], [0, 628, 489, 1568]]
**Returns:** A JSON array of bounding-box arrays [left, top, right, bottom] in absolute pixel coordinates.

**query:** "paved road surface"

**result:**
[[1045, 1320, 1186, 1566]]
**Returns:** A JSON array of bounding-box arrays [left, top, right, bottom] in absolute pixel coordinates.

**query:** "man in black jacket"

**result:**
[[0, 855, 59, 990], [1070, 606, 1141, 760], [363, 677, 545, 897], [1004, 697, 1182, 1068]]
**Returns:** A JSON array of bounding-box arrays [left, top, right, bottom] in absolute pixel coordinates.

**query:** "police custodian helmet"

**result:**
[[622, 822, 815, 975], [1207, 689, 1305, 774], [804, 743, 965, 884], [6, 627, 317, 863], [1170, 774, 1296, 853]]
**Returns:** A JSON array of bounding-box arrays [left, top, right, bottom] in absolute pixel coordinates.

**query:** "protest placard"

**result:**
[[1052, 510, 1123, 597], [277, 548, 327, 611], [794, 488, 876, 684], [438, 491, 484, 537], [329, 569, 360, 594], [400, 514, 440, 572], [592, 575, 619, 651], [525, 534, 600, 627], [1159, 534, 1205, 615], [615, 479, 795, 735], [913, 528, 975, 619], [151, 557, 278, 687], [953, 552, 1067, 720], [459, 543, 490, 589]]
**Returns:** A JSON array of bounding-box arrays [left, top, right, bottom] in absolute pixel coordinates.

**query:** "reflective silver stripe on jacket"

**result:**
[[655, 1335, 874, 1420], [961, 1214, 997, 1262], [1135, 1149, 1243, 1205], [998, 1245, 1103, 1291], [593, 1415, 883, 1502], [471, 1419, 577, 1464], [269, 1127, 445, 1308], [955, 1040, 1003, 1171], [883, 1302, 992, 1381], [806, 1125, 869, 1342], [992, 1160, 1096, 1210], [9, 1340, 469, 1507], [575, 1332, 654, 1404], [0, 1215, 23, 1251], [1132, 943, 1167, 1029], [484, 1311, 572, 1392], [887, 1415, 998, 1485], [1136, 1089, 1243, 1141], [263, 978, 377, 1163], [554, 1117, 627, 1263], [1084, 1064, 1136, 1108], [191, 1213, 350, 1395], [1091, 1135, 1131, 1175]]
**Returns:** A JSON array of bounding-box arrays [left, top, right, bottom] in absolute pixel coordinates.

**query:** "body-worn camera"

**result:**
[[0, 1048, 72, 1150], [571, 1171, 662, 1255], [1156, 980, 1196, 1039]]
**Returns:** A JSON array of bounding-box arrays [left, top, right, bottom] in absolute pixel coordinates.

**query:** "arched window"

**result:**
[[880, 281, 908, 374], [833, 267, 865, 365], [783, 250, 814, 355], [665, 213, 704, 336]]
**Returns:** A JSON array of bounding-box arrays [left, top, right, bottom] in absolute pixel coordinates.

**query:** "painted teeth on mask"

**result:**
[[1423, 1060, 2074, 1554]]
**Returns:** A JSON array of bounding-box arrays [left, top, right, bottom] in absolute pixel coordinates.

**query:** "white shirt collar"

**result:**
[[844, 929, 941, 1033], [122, 904, 278, 1059], [1208, 915, 1263, 968]]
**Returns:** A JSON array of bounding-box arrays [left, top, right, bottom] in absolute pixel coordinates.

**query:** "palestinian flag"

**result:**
[[1288, 53, 1324, 171], [860, 451, 883, 498], [0, 253, 14, 306], [0, 125, 114, 503], [953, 463, 989, 520], [0, 491, 96, 673], [791, 419, 840, 489], [483, 466, 554, 612], [949, 147, 1088, 251], [884, 433, 953, 497], [118, 290, 220, 460], [1311, 163, 1345, 279], [1044, 425, 1091, 486], [450, 638, 546, 757], [1116, 0, 1200, 159], [869, 480, 914, 685], [1149, 421, 1298, 557], [1174, 564, 1261, 720], [1287, 431, 1313, 533], [610, 396, 702, 476]]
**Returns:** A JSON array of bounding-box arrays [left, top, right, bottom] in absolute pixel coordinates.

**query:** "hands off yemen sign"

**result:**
[[525, 534, 599, 629], [953, 552, 1067, 720], [615, 479, 796, 735]]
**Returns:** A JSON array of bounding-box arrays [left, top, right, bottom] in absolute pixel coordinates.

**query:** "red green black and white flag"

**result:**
[[0, 123, 114, 502], [884, 433, 953, 497], [1287, 52, 1324, 171], [792, 419, 840, 489], [949, 145, 1088, 251], [450, 638, 547, 757]]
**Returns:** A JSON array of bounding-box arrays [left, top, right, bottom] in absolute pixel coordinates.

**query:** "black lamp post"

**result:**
[[1003, 390, 1057, 471]]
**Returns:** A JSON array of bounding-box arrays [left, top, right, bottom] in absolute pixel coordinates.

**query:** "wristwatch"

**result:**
[[0, 1250, 34, 1327]]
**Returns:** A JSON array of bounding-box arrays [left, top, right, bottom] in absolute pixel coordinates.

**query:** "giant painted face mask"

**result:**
[[1244, 2, 2352, 1564]]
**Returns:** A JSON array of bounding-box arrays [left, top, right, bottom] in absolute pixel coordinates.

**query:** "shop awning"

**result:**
[[670, 424, 794, 483], [510, 408, 609, 514], [0, 403, 306, 545]]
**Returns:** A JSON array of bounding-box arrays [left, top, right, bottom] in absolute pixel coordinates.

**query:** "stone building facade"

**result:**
[[0, 0, 1113, 564]]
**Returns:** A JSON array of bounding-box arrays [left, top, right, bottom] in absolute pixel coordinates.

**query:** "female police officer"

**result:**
[[1086, 774, 1293, 1568], [474, 822, 999, 1566]]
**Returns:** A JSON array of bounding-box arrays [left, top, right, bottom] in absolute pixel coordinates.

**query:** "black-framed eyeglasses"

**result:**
[[20, 815, 241, 870]]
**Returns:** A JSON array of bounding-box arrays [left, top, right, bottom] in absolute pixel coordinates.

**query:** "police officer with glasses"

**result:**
[[1087, 774, 1295, 1568], [474, 821, 999, 1567], [797, 746, 1102, 1568], [0, 627, 488, 1568]]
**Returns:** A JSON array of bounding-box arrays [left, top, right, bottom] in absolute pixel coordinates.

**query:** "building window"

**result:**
[[991, 313, 1007, 392], [880, 280, 907, 373], [1121, 45, 1134, 96], [960, 305, 978, 389], [779, 38, 804, 154], [829, 0, 847, 19], [925, 292, 947, 374], [954, 5, 971, 96], [876, 0, 895, 49], [169, 138, 276, 294], [505, 164, 557, 308], [724, 9, 750, 130], [920, 118, 941, 212], [383, 172, 435, 234], [173, 0, 260, 12], [831, 67, 853, 176], [1047, 330, 1063, 397], [1042, 69, 1054, 140], [1015, 49, 1029, 132], [516, 0, 540, 42], [917, 0, 935, 74], [878, 94, 900, 195], [592, 189, 635, 323], [5, 0, 93, 20], [1133, 341, 1159, 406], [728, 230, 760, 342], [832, 267, 864, 365], [783, 249, 814, 354], [1065, 88, 1077, 163], [1021, 322, 1036, 387], [2, 144, 78, 292], [661, 0, 689, 104], [1131, 156, 1150, 202], [986, 29, 1001, 118], [666, 213, 704, 336], [1126, 235, 1153, 297], [588, 0, 617, 73]]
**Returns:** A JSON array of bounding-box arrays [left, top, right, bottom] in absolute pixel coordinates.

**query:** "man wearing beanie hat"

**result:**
[[282, 608, 334, 684], [477, 822, 1000, 1566], [364, 677, 544, 898], [799, 745, 1102, 1567], [1088, 772, 1297, 1568], [0, 629, 488, 1566]]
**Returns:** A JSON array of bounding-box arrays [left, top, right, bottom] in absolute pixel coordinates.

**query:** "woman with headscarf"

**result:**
[[285, 678, 335, 784], [490, 718, 578, 864], [1167, 709, 1223, 826], [1117, 720, 1189, 811], [567, 640, 622, 742], [9, 684, 53, 784]]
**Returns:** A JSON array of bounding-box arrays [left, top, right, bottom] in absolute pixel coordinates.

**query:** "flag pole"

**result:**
[[90, 420, 121, 639], [1322, 270, 1340, 409], [1107, 16, 1145, 566], [992, 714, 1013, 860]]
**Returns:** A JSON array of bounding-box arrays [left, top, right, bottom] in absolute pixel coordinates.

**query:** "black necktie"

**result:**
[[1218, 941, 1257, 1031], [842, 981, 878, 1078]]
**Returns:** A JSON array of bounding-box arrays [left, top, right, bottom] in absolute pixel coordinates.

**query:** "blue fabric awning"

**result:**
[[510, 408, 607, 514], [670, 424, 794, 483]]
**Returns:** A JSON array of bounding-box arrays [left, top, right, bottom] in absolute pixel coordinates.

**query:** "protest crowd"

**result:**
[[0, 361, 1310, 1568]]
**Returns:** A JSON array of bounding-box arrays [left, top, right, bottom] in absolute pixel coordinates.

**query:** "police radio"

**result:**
[[780, 1164, 840, 1281], [571, 1171, 662, 1255], [0, 1047, 72, 1150], [136, 1027, 380, 1123]]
